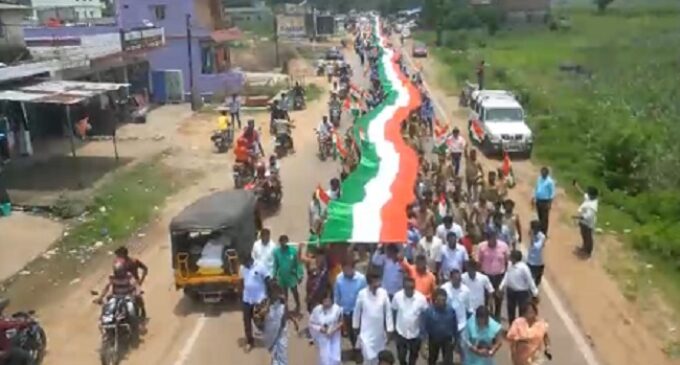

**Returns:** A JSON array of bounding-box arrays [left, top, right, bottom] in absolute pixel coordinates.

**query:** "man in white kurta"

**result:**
[[309, 301, 343, 365], [352, 275, 394, 365]]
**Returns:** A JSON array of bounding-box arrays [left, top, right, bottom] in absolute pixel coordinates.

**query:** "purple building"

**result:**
[[23, 0, 244, 103], [116, 0, 244, 102]]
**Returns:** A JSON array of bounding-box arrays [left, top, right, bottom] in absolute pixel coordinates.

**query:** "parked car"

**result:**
[[412, 42, 428, 58], [467, 93, 533, 157]]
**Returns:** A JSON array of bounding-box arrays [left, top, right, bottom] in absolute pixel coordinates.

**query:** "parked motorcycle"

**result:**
[[210, 129, 232, 153], [0, 299, 47, 365], [94, 293, 141, 365]]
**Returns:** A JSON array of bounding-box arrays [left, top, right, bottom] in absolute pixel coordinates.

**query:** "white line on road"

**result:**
[[403, 50, 602, 365], [172, 315, 207, 365]]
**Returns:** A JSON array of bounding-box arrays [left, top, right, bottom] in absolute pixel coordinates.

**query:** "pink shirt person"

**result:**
[[476, 238, 509, 276]]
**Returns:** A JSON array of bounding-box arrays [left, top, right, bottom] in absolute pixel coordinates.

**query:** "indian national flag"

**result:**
[[432, 119, 449, 154], [436, 193, 449, 222], [333, 132, 348, 159], [316, 185, 331, 206], [321, 16, 422, 244]]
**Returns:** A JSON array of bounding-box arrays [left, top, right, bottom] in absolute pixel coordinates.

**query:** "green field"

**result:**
[[418, 7, 680, 332]]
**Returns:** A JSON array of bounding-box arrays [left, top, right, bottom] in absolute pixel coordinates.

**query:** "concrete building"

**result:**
[[19, 0, 106, 22], [224, 0, 272, 31], [116, 0, 244, 101], [0, 3, 31, 47]]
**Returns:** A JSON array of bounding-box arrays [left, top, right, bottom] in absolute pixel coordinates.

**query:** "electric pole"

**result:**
[[272, 9, 280, 68], [186, 14, 198, 111]]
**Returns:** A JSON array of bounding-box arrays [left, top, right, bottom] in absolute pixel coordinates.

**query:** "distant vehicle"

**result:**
[[468, 93, 533, 157], [401, 27, 411, 39], [412, 42, 427, 58], [325, 47, 343, 61]]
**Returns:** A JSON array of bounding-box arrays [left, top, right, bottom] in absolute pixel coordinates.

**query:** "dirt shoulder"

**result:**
[[409, 49, 677, 365]]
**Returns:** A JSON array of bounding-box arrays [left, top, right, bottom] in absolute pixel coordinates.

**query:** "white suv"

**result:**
[[468, 92, 533, 157]]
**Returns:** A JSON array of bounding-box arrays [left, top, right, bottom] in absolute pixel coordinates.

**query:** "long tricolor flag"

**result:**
[[321, 16, 421, 244]]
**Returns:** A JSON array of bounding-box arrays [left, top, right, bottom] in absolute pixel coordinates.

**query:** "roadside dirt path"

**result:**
[[403, 40, 676, 365]]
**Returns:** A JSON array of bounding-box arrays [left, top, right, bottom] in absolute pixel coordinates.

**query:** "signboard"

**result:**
[[122, 27, 165, 52], [276, 14, 306, 38]]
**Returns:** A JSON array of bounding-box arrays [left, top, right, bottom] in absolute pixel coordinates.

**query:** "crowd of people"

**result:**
[[233, 18, 603, 365]]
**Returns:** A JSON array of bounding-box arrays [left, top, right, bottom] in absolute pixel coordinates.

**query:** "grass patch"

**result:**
[[305, 83, 324, 102], [419, 7, 680, 346], [60, 157, 191, 249]]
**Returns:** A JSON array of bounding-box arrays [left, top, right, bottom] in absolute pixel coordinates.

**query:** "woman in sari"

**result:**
[[309, 291, 343, 365], [462, 306, 503, 365], [506, 302, 551, 365], [263, 283, 299, 365]]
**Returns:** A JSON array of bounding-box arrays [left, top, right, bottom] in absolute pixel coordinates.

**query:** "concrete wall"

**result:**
[[28, 33, 122, 65], [23, 24, 118, 38], [147, 38, 244, 97], [0, 9, 28, 46]]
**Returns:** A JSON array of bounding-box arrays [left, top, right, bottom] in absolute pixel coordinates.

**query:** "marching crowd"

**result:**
[[236, 20, 600, 365]]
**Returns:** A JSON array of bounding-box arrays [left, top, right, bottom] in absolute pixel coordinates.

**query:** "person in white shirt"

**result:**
[[228, 93, 242, 129], [353, 273, 394, 365], [446, 127, 466, 176], [573, 183, 599, 258], [309, 291, 343, 365], [499, 250, 538, 324], [327, 178, 341, 201], [440, 269, 472, 333], [436, 232, 469, 281], [435, 216, 464, 244], [417, 228, 443, 270], [461, 260, 494, 311], [391, 277, 428, 365], [239, 256, 270, 352], [251, 228, 276, 275]]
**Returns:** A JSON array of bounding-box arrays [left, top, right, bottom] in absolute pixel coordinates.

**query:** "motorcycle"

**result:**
[[1, 300, 47, 365], [316, 130, 335, 161], [273, 119, 294, 158], [210, 129, 232, 153], [293, 94, 305, 110], [233, 161, 255, 189], [330, 106, 341, 128], [94, 293, 141, 365], [244, 178, 282, 209]]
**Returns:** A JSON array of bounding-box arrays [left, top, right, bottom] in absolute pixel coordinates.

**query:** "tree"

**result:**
[[594, 0, 615, 13]]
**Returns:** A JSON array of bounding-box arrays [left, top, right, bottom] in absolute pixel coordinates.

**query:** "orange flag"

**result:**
[[502, 151, 512, 177]]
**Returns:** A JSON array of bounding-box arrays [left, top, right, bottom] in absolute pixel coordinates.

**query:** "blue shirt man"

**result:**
[[421, 289, 459, 365], [371, 245, 404, 297], [334, 267, 367, 314], [534, 169, 555, 201], [534, 167, 555, 234]]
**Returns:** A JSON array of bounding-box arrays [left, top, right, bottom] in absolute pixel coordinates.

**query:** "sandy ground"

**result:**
[[400, 39, 676, 365], [0, 212, 63, 281]]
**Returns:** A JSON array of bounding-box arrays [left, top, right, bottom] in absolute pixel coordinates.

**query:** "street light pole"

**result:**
[[186, 14, 198, 111]]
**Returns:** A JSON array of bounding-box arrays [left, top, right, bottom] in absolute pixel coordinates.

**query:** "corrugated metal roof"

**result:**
[[0, 80, 128, 105], [0, 60, 61, 83]]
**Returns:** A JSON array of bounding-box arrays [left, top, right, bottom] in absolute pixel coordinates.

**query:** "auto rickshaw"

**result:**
[[169, 190, 262, 302]]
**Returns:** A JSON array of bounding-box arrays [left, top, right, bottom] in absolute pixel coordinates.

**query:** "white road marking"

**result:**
[[403, 49, 601, 365], [172, 315, 207, 365]]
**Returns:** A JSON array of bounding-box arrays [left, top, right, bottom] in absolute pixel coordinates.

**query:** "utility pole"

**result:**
[[272, 9, 280, 68], [186, 14, 198, 111]]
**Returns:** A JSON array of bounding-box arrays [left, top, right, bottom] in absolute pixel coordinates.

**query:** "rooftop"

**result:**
[[0, 3, 30, 10], [0, 80, 129, 105], [481, 95, 523, 109]]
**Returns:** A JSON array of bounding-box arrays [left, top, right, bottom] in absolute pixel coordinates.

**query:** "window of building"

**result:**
[[150, 5, 166, 21]]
